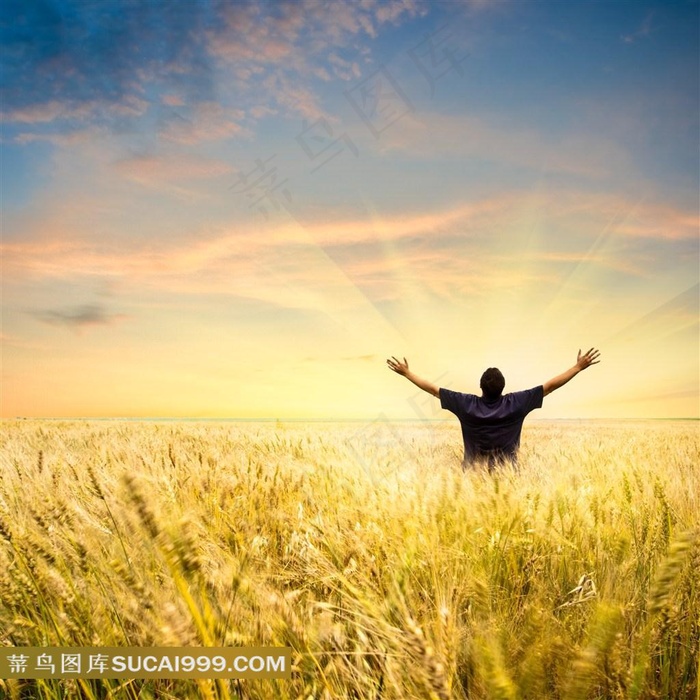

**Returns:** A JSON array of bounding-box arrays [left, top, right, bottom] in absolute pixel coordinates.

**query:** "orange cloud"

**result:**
[[376, 111, 634, 180], [3, 189, 696, 293], [2, 95, 148, 124], [162, 94, 185, 107], [159, 102, 247, 144], [114, 154, 234, 187]]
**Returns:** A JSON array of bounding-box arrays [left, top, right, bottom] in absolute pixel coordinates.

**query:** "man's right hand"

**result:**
[[576, 348, 601, 371], [386, 356, 440, 397]]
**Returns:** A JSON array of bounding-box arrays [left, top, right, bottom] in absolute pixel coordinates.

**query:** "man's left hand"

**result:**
[[387, 356, 409, 376]]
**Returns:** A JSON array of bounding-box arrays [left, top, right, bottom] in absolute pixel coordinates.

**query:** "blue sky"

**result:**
[[1, 0, 698, 418]]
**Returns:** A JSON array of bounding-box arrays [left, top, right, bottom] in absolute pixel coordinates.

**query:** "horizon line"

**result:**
[[3, 416, 699, 422]]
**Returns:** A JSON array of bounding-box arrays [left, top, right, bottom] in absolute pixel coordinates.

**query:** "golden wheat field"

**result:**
[[0, 418, 698, 700]]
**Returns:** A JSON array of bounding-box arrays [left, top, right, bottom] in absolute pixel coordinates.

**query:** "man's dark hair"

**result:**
[[480, 368, 505, 400]]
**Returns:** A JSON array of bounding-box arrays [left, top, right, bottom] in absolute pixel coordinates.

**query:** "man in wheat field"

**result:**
[[387, 348, 601, 472]]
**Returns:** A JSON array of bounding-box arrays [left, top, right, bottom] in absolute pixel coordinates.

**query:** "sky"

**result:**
[[1, 0, 698, 420]]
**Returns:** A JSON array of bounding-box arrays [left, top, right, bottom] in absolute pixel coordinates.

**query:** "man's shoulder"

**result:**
[[505, 385, 544, 409], [506, 385, 544, 398], [440, 387, 477, 398], [439, 387, 477, 410]]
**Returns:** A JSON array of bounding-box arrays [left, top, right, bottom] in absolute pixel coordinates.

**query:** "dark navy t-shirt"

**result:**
[[439, 385, 544, 466]]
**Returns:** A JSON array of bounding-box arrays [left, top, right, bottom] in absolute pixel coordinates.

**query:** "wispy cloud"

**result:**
[[2, 96, 149, 125], [375, 111, 633, 180], [621, 11, 655, 44], [12, 129, 97, 147], [4, 189, 696, 274], [157, 102, 248, 144], [206, 0, 424, 122], [112, 152, 236, 199], [114, 153, 234, 185], [1, 0, 211, 131], [30, 304, 128, 331], [4, 188, 695, 316], [1, 0, 428, 151], [375, 0, 425, 25]]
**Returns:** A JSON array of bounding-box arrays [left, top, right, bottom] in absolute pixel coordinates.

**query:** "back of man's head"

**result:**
[[480, 368, 505, 400]]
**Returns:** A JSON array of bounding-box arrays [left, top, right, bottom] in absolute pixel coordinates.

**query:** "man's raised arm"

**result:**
[[386, 356, 440, 398], [543, 348, 601, 397]]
